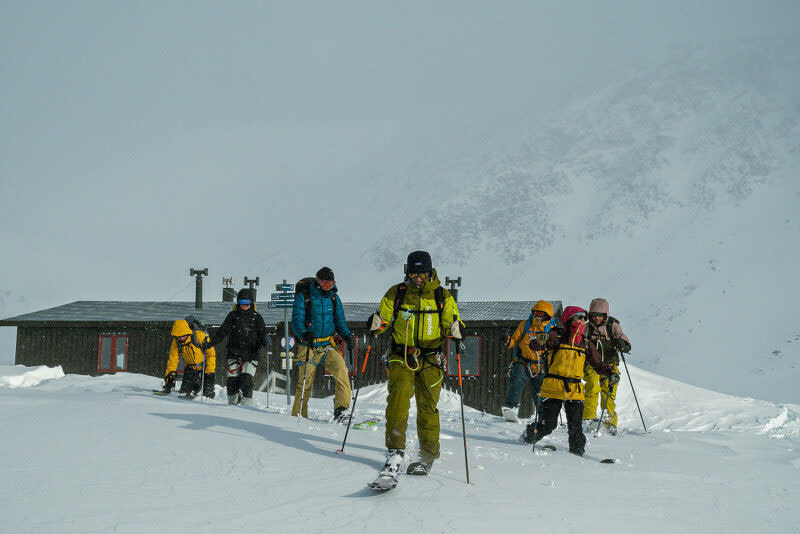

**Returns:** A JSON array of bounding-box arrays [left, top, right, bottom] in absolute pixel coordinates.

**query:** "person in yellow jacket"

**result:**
[[501, 300, 555, 422], [582, 297, 632, 435], [366, 250, 464, 477], [159, 317, 216, 398], [521, 306, 616, 456]]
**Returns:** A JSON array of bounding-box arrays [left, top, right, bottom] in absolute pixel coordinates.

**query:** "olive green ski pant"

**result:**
[[385, 353, 444, 463]]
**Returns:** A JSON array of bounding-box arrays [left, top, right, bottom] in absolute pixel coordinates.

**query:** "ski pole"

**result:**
[[595, 382, 608, 437], [456, 338, 471, 485], [297, 342, 314, 420], [621, 354, 647, 432], [199, 326, 208, 402], [338, 333, 373, 452]]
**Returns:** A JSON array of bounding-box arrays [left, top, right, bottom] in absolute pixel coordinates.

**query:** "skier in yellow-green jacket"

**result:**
[[365, 250, 464, 477]]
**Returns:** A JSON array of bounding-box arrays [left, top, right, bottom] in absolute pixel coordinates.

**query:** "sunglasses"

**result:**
[[588, 312, 605, 318], [238, 299, 252, 306], [318, 279, 335, 286], [408, 272, 430, 279], [532, 312, 551, 320]]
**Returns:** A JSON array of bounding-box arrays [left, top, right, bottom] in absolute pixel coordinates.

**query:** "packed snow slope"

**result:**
[[2, 365, 798, 533]]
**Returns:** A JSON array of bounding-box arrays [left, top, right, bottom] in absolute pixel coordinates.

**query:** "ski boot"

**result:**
[[521, 422, 541, 444], [333, 406, 350, 424], [605, 422, 618, 436], [406, 459, 433, 475], [369, 449, 404, 491], [241, 396, 254, 407], [380, 449, 404, 478], [583, 418, 599, 432], [228, 392, 241, 405], [501, 406, 519, 422]]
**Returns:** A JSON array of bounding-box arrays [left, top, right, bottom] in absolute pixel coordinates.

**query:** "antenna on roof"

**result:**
[[445, 276, 462, 302], [244, 276, 260, 300], [189, 268, 208, 310], [222, 277, 236, 302]]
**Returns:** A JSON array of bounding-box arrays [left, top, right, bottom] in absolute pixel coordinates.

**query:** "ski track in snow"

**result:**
[[1, 365, 799, 533]]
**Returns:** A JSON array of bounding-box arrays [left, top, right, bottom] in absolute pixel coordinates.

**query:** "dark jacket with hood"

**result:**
[[209, 288, 271, 362]]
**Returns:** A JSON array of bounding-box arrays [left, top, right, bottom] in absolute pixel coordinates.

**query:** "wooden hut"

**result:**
[[0, 299, 562, 418]]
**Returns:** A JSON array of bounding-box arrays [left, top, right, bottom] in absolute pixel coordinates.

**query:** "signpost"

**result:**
[[269, 280, 295, 406]]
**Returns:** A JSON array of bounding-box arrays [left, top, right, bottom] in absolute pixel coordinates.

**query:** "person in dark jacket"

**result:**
[[290, 266, 354, 421], [207, 288, 271, 406], [521, 306, 618, 456]]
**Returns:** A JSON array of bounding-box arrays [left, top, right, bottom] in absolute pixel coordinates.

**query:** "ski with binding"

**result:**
[[535, 444, 616, 463]]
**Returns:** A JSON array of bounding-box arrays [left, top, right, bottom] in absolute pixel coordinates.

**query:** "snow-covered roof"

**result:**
[[0, 300, 562, 326]]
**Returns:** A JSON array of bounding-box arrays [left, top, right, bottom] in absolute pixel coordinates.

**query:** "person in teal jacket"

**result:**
[[290, 267, 354, 420]]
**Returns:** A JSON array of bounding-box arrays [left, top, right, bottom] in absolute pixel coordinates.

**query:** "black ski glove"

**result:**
[[203, 373, 216, 398], [163, 372, 176, 393], [344, 334, 355, 351], [615, 338, 631, 353], [301, 331, 315, 344], [201, 338, 213, 350]]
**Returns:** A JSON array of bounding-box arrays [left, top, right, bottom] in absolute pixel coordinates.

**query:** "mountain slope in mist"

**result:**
[[369, 38, 799, 267], [368, 38, 800, 404]]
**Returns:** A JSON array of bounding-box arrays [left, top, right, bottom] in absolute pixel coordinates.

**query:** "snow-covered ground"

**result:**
[[1, 364, 798, 533]]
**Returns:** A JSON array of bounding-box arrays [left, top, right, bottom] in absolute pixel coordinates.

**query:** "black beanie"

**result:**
[[405, 250, 432, 275], [316, 266, 335, 281]]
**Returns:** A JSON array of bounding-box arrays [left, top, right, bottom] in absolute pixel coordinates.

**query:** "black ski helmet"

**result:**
[[405, 250, 432, 275]]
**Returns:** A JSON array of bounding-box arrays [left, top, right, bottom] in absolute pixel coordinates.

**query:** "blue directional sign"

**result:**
[[267, 301, 294, 309], [276, 283, 294, 292], [271, 292, 295, 301]]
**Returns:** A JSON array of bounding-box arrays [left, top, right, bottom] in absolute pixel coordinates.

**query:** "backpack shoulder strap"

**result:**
[[391, 283, 408, 321], [605, 316, 619, 339], [523, 313, 533, 333], [434, 286, 445, 316], [295, 278, 315, 328]]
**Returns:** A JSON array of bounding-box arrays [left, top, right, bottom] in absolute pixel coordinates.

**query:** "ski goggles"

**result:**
[[531, 311, 551, 320], [238, 299, 252, 306], [571, 313, 587, 321], [408, 272, 430, 280]]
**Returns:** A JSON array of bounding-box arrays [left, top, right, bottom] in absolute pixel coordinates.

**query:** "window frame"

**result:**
[[97, 334, 129, 373]]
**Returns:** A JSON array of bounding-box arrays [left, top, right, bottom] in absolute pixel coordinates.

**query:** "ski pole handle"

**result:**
[[361, 335, 372, 374]]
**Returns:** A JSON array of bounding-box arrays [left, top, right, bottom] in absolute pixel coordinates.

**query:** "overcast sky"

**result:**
[[1, 1, 797, 365]]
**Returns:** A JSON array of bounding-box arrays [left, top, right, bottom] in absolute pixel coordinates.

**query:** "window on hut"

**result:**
[[98, 335, 129, 373], [446, 335, 481, 377]]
